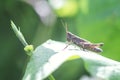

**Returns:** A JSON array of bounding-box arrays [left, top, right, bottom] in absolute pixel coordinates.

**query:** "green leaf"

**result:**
[[23, 39, 120, 80], [84, 54, 120, 80]]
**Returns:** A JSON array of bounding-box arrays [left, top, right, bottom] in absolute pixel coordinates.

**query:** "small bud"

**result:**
[[24, 45, 34, 56]]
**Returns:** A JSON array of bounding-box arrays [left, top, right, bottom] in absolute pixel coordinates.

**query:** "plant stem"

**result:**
[[48, 75, 55, 80], [11, 20, 34, 56], [11, 20, 28, 46]]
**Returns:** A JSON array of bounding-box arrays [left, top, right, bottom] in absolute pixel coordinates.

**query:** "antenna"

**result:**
[[61, 20, 68, 33]]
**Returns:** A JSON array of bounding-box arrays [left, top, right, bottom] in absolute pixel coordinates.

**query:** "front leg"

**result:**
[[63, 41, 72, 50]]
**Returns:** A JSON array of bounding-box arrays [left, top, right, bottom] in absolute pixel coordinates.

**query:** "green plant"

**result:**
[[11, 21, 120, 80]]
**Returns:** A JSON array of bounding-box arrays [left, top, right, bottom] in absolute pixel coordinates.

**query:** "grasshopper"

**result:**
[[62, 22, 103, 53]]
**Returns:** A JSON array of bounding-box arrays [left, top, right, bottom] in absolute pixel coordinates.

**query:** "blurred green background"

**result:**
[[0, 0, 120, 80]]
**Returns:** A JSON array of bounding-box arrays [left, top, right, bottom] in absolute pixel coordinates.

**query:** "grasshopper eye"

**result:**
[[67, 32, 72, 42]]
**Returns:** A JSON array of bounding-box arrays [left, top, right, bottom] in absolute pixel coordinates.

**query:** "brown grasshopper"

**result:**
[[62, 22, 103, 53]]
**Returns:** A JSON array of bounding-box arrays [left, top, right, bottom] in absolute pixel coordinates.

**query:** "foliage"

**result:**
[[22, 39, 120, 80], [0, 0, 120, 80], [11, 21, 120, 80]]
